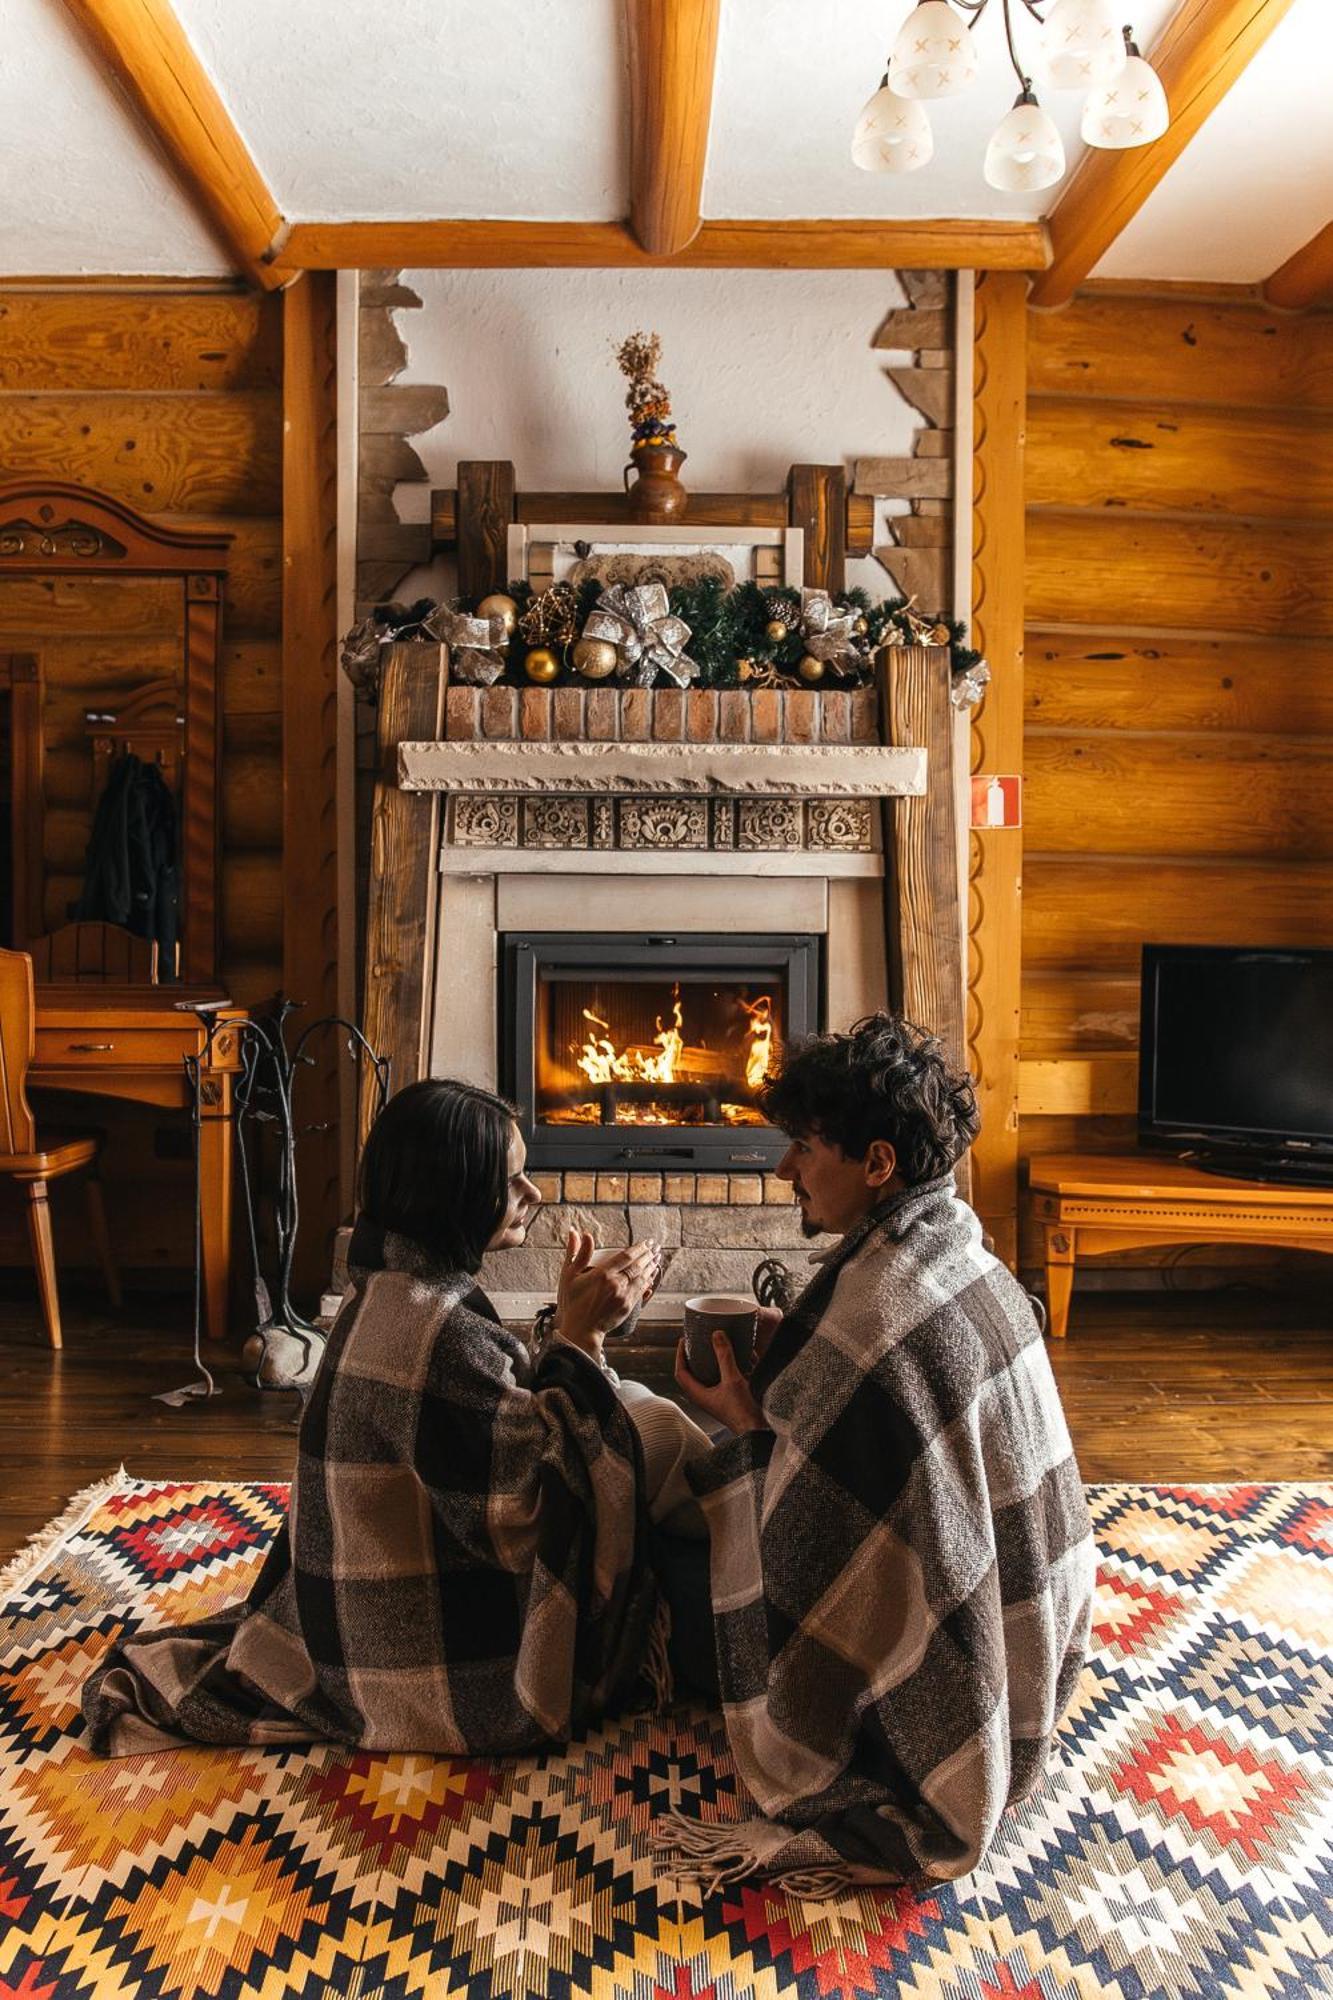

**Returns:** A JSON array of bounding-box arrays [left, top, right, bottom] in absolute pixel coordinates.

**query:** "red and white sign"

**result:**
[[970, 774, 1022, 830]]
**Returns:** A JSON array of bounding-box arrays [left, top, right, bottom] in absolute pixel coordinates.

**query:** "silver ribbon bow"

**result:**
[[950, 658, 991, 709], [798, 587, 860, 667], [583, 582, 696, 688], [425, 606, 511, 686]]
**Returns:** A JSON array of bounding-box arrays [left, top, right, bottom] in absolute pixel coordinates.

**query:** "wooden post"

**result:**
[[879, 644, 970, 1203], [967, 272, 1027, 1265], [787, 464, 847, 591], [282, 270, 341, 1297], [359, 641, 449, 1154], [457, 461, 516, 601]]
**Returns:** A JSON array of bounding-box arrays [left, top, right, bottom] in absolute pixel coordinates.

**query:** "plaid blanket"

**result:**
[[83, 1230, 660, 1756], [654, 1176, 1095, 1896]]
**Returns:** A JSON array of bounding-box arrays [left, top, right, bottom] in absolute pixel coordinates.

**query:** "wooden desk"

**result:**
[[31, 986, 245, 1341], [1029, 1152, 1333, 1338]]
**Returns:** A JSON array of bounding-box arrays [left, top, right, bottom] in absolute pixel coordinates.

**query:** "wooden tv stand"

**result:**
[[1028, 1152, 1333, 1338]]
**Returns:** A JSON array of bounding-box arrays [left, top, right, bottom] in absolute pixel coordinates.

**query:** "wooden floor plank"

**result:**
[[0, 1284, 1330, 1559]]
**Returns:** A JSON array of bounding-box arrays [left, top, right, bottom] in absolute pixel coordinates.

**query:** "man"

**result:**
[[656, 1012, 1095, 1895]]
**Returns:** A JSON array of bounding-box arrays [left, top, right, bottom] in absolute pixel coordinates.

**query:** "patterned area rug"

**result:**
[[2, 1479, 1331, 2000]]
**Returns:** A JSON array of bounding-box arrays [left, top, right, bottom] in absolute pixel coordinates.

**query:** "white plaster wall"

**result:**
[[396, 267, 924, 600]]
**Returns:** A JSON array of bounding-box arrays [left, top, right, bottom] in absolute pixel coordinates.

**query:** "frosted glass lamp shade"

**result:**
[[852, 83, 934, 172], [1081, 53, 1169, 148], [888, 2, 977, 100], [1041, 0, 1126, 90], [984, 94, 1066, 192]]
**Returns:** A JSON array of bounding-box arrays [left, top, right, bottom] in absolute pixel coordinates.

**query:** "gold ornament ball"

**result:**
[[735, 657, 755, 683], [524, 647, 560, 684], [930, 623, 952, 646], [764, 618, 789, 646], [797, 654, 826, 684], [853, 616, 869, 636], [571, 636, 618, 681], [477, 591, 519, 636]]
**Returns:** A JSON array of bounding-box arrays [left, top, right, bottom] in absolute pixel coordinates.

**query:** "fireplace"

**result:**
[[502, 933, 819, 1171]]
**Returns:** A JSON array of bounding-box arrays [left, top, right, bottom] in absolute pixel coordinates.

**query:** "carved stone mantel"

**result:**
[[397, 739, 926, 797]]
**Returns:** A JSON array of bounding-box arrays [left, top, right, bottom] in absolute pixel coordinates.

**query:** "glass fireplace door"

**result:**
[[502, 934, 819, 1171]]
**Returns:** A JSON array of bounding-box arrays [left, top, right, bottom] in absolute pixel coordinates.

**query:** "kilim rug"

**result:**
[[2, 1479, 1332, 2000]]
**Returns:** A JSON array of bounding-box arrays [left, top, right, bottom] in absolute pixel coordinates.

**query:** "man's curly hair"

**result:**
[[760, 1012, 980, 1186]]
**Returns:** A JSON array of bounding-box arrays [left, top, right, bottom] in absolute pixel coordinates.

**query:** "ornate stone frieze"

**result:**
[[522, 798, 590, 848], [712, 799, 736, 849], [807, 799, 875, 851], [738, 800, 803, 850], [618, 798, 709, 849], [591, 798, 615, 849], [400, 740, 926, 797], [451, 795, 518, 846]]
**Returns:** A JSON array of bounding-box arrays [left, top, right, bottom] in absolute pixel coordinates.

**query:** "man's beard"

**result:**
[[799, 1212, 823, 1238]]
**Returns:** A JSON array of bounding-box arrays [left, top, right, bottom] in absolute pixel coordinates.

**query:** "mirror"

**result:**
[[0, 482, 228, 984]]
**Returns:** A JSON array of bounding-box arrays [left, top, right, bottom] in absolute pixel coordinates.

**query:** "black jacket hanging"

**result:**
[[76, 752, 180, 976]]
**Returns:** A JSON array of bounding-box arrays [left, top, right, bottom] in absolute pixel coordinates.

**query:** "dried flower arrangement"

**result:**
[[616, 330, 678, 451]]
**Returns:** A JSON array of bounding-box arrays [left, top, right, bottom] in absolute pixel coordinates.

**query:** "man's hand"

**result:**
[[557, 1231, 658, 1356], [675, 1330, 769, 1434]]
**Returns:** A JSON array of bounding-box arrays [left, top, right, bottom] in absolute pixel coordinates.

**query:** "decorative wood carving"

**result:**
[[0, 480, 228, 981]]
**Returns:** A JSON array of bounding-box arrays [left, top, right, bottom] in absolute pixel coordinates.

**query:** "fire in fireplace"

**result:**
[[502, 934, 819, 1169]]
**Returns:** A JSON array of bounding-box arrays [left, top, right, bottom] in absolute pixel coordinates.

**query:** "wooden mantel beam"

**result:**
[[626, 0, 721, 256], [271, 216, 1050, 274], [60, 0, 287, 289], [1264, 221, 1333, 311], [1030, 0, 1299, 311]]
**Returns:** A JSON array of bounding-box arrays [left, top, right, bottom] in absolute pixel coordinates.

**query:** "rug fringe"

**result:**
[[649, 1809, 855, 1902], [0, 1467, 131, 1602], [644, 1591, 674, 1709]]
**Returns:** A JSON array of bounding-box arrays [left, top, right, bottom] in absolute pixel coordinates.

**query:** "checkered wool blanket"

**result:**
[[655, 1177, 1096, 1896], [83, 1230, 660, 1757]]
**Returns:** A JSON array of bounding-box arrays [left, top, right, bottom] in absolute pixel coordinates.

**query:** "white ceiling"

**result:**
[[0, 0, 1327, 281]]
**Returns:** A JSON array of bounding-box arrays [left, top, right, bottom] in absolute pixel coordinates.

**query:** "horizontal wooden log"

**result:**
[[222, 639, 282, 715], [1023, 856, 1333, 972], [0, 292, 281, 392], [275, 216, 1050, 273], [42, 873, 83, 930], [1027, 295, 1333, 411], [1021, 970, 1140, 1058], [43, 808, 91, 874], [16, 637, 180, 704], [854, 456, 952, 499], [1025, 630, 1333, 735], [1018, 1054, 1138, 1117], [1025, 732, 1333, 860], [164, 513, 281, 636], [0, 392, 281, 516], [220, 956, 282, 1011], [42, 749, 92, 810], [1017, 1113, 1141, 1164], [1026, 512, 1333, 636], [1027, 396, 1333, 518]]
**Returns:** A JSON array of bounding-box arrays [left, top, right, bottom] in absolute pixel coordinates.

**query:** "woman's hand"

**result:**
[[675, 1330, 769, 1435], [557, 1231, 659, 1356]]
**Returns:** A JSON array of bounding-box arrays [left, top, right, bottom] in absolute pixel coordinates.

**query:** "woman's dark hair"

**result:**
[[760, 1012, 980, 1186], [358, 1078, 519, 1272]]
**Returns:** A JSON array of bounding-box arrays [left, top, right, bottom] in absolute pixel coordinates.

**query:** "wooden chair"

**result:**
[[0, 949, 121, 1348], [28, 922, 158, 984]]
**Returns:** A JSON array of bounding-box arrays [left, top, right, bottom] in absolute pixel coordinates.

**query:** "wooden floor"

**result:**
[[1, 1280, 1330, 1562]]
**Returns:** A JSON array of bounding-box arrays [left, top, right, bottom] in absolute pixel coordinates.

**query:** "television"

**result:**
[[1138, 945, 1333, 1184]]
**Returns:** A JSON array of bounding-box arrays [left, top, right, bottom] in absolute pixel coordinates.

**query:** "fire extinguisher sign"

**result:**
[[970, 774, 1022, 830]]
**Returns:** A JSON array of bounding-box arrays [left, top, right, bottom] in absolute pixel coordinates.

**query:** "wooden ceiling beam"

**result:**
[[270, 216, 1050, 274], [1264, 221, 1333, 310], [1030, 0, 1300, 311], [60, 0, 286, 289], [626, 0, 721, 256]]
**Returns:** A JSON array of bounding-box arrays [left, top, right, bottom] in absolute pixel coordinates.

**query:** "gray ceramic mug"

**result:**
[[683, 1294, 759, 1387]]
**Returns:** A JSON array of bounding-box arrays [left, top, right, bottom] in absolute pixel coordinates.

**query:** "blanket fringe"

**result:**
[[0, 1468, 131, 1601], [644, 1591, 674, 1708], [649, 1810, 854, 1902]]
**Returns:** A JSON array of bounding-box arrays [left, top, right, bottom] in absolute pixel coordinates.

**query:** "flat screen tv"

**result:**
[[1138, 944, 1333, 1184]]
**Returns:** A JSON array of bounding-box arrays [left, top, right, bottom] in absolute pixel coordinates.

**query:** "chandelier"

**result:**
[[853, 0, 1169, 192]]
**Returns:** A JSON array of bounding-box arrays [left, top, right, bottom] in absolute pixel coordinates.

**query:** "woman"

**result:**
[[84, 1079, 674, 1756]]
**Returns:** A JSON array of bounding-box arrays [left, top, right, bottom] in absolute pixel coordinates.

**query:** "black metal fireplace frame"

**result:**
[[501, 931, 820, 1171]]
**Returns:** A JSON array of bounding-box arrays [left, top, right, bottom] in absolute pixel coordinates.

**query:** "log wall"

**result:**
[[0, 283, 284, 1271], [1020, 288, 1333, 1264]]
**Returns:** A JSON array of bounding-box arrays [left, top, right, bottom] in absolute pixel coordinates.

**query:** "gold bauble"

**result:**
[[477, 591, 519, 636], [797, 654, 826, 684], [524, 647, 560, 684], [930, 623, 952, 645], [853, 616, 869, 636], [571, 636, 618, 681], [735, 657, 755, 683], [764, 618, 789, 646]]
